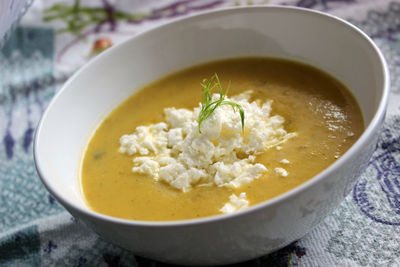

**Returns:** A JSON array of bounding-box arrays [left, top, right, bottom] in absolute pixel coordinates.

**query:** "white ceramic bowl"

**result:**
[[34, 6, 389, 266]]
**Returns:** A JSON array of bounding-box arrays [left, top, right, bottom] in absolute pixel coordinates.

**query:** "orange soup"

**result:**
[[81, 58, 364, 221]]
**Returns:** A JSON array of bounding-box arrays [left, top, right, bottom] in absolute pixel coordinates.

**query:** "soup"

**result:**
[[81, 58, 363, 221]]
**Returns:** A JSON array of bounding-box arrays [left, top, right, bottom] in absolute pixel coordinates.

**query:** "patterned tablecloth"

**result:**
[[1, 0, 400, 266]]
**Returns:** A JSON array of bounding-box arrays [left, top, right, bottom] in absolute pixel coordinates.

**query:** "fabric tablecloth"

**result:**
[[1, 0, 400, 266]]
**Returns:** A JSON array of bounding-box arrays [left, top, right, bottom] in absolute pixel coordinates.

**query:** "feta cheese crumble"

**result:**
[[275, 167, 289, 177], [119, 91, 296, 192], [220, 192, 249, 214], [280, 158, 290, 164]]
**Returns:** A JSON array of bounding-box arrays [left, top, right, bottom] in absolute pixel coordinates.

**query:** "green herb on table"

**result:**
[[198, 74, 245, 133], [43, 0, 147, 36]]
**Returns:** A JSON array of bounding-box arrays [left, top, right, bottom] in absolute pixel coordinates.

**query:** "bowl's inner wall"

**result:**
[[36, 8, 385, 210]]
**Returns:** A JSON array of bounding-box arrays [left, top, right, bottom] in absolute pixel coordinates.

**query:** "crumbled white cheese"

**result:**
[[280, 158, 290, 164], [119, 91, 296, 192], [220, 192, 249, 214], [275, 167, 288, 177], [276, 146, 282, 150]]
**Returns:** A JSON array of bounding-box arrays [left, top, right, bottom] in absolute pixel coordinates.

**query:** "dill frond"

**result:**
[[198, 74, 245, 133]]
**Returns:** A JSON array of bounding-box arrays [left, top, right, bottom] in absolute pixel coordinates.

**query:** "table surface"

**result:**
[[1, 0, 400, 266]]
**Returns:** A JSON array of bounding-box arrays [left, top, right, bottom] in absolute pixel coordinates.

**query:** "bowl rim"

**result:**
[[34, 5, 390, 227]]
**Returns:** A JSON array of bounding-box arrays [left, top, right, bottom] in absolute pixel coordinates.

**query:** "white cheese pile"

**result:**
[[119, 90, 296, 192], [220, 193, 249, 214]]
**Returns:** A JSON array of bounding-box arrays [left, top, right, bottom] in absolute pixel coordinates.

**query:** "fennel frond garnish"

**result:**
[[198, 74, 245, 133]]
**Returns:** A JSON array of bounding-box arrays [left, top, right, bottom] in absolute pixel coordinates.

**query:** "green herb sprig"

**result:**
[[198, 74, 245, 133]]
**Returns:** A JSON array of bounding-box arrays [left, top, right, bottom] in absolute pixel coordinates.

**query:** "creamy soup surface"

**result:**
[[81, 58, 364, 221]]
